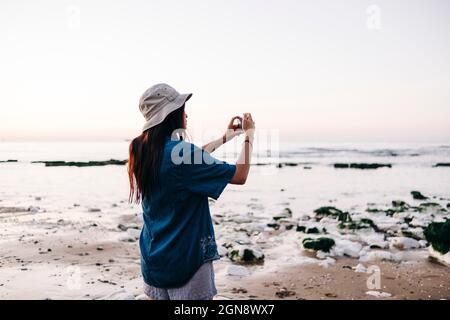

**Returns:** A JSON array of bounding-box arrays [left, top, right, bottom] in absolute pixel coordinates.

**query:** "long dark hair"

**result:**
[[128, 105, 185, 204]]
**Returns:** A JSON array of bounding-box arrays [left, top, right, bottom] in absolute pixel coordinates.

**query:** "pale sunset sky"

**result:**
[[1, 0, 449, 142]]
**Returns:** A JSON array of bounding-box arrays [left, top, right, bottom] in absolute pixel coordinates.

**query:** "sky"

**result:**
[[1, 0, 450, 143]]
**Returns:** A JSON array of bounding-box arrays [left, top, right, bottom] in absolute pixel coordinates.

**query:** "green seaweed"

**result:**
[[32, 159, 127, 167], [229, 248, 265, 264], [334, 163, 392, 169], [314, 206, 344, 219], [302, 237, 335, 252], [338, 211, 352, 223], [339, 218, 379, 232], [433, 163, 450, 167], [424, 220, 450, 254], [411, 191, 428, 200]]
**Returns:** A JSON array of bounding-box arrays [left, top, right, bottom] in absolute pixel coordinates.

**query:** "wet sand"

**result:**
[[1, 204, 449, 300]]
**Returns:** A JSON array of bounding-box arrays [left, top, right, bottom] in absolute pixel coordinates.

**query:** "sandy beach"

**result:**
[[1, 202, 449, 300]]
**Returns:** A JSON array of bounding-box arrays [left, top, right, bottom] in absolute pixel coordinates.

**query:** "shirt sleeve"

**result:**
[[181, 142, 236, 200]]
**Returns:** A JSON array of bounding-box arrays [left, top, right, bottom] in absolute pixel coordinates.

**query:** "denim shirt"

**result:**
[[140, 136, 236, 288]]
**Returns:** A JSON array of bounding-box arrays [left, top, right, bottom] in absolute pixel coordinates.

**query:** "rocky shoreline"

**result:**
[[0, 182, 449, 299]]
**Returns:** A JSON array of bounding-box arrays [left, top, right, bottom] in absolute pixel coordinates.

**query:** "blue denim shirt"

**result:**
[[140, 137, 236, 288]]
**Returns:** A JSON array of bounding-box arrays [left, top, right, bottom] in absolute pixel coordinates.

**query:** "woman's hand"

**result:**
[[223, 116, 244, 143], [242, 113, 255, 133]]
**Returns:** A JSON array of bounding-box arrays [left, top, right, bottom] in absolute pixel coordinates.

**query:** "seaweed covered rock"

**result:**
[[391, 200, 410, 212], [411, 191, 428, 200], [302, 237, 335, 252], [433, 163, 450, 167], [424, 220, 450, 255], [400, 228, 424, 241], [338, 211, 352, 223], [32, 159, 127, 167], [313, 206, 345, 220], [333, 163, 392, 169], [273, 208, 292, 221], [296, 226, 321, 234], [419, 202, 446, 213], [339, 218, 379, 232], [228, 246, 265, 264]]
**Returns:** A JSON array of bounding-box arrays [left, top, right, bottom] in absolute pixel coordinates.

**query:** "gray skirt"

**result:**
[[143, 261, 217, 300]]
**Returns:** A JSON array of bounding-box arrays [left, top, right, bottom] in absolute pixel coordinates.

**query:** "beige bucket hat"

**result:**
[[139, 83, 192, 132]]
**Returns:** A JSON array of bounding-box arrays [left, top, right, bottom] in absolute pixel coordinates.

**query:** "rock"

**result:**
[[338, 212, 352, 223], [332, 239, 363, 258], [267, 223, 280, 230], [273, 208, 292, 221], [392, 200, 410, 212], [135, 294, 149, 300], [88, 208, 101, 213], [0, 206, 29, 213], [226, 265, 250, 277], [313, 206, 345, 220], [339, 218, 379, 232], [35, 197, 42, 201], [117, 223, 140, 231], [277, 162, 298, 168], [390, 237, 420, 250], [354, 263, 367, 273], [428, 246, 450, 266], [302, 237, 335, 253], [228, 246, 264, 264], [424, 220, 450, 255], [275, 287, 296, 298], [324, 293, 338, 298], [366, 207, 383, 213], [305, 227, 320, 234], [27, 206, 40, 213], [334, 163, 392, 169], [365, 291, 392, 298], [32, 159, 127, 167], [400, 228, 424, 240], [231, 287, 248, 294], [296, 225, 321, 234], [418, 202, 445, 213], [359, 251, 402, 262], [433, 163, 450, 167], [359, 233, 389, 249], [96, 246, 104, 251], [118, 234, 136, 243], [411, 191, 428, 200]]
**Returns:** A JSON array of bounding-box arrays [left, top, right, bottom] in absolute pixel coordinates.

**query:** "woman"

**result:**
[[128, 83, 255, 300]]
